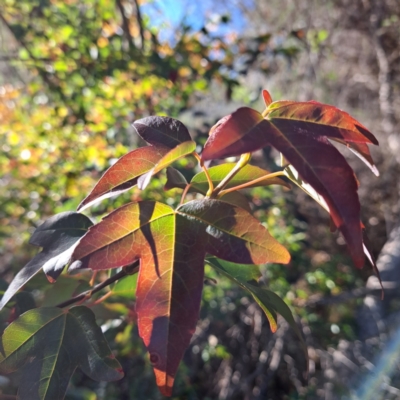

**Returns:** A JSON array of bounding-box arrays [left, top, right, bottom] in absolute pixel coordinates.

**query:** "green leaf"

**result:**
[[190, 163, 289, 193], [206, 257, 307, 359], [0, 212, 92, 311], [0, 306, 123, 400]]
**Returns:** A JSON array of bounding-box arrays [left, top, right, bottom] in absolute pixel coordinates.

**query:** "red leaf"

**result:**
[[72, 198, 290, 395], [202, 107, 264, 160], [78, 146, 169, 211], [262, 89, 273, 107], [200, 100, 379, 268], [71, 202, 207, 396]]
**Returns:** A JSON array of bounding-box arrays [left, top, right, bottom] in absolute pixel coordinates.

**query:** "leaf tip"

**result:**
[[262, 89, 273, 107], [154, 369, 174, 397]]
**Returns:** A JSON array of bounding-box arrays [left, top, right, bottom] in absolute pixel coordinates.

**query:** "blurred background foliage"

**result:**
[[1, 0, 400, 399]]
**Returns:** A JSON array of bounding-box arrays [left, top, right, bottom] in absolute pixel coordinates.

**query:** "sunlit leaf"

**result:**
[[78, 146, 169, 211], [137, 141, 196, 189], [0, 212, 92, 311], [71, 198, 290, 395], [0, 306, 123, 400], [190, 163, 289, 193], [133, 116, 194, 148], [262, 89, 273, 107], [201, 101, 378, 268], [202, 107, 264, 160], [71, 201, 207, 396]]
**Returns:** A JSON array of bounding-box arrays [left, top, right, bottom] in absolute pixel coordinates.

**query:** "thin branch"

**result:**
[[0, 12, 68, 103], [116, 0, 136, 53], [212, 153, 252, 198], [217, 170, 287, 197], [133, 0, 145, 50], [56, 261, 139, 308], [302, 285, 392, 307], [193, 152, 214, 196]]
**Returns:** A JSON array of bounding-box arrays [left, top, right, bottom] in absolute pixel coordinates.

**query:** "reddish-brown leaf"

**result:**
[[202, 107, 264, 160], [72, 198, 290, 396], [77, 146, 169, 211], [71, 201, 207, 396], [177, 199, 290, 265], [262, 89, 273, 107], [137, 141, 196, 190], [200, 100, 379, 268]]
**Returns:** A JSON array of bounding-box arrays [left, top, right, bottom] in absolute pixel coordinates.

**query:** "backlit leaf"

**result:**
[[71, 201, 207, 396], [77, 146, 169, 211], [0, 212, 92, 311], [133, 116, 194, 148], [190, 163, 289, 193], [71, 198, 290, 396], [202, 107, 264, 160], [262, 89, 273, 107], [0, 306, 123, 400], [137, 141, 196, 189], [201, 100, 378, 268]]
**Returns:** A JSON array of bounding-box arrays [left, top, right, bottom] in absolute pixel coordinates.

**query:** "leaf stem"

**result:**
[[217, 170, 287, 198], [56, 261, 139, 308], [211, 153, 252, 198], [179, 183, 192, 205], [193, 152, 214, 196]]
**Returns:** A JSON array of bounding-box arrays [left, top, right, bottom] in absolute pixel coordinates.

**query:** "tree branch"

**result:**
[[56, 261, 139, 308], [116, 0, 136, 53], [133, 0, 145, 50]]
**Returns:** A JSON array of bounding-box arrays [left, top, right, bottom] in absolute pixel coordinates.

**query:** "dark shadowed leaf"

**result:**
[[206, 257, 306, 357], [78, 146, 169, 211], [0, 306, 123, 400], [219, 191, 252, 212], [133, 116, 193, 148], [164, 167, 188, 191], [177, 199, 290, 265], [0, 212, 92, 311]]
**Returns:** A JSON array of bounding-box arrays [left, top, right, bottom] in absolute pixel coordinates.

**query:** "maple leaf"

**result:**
[[71, 199, 289, 396], [201, 96, 378, 268], [0, 212, 92, 311], [0, 306, 123, 400]]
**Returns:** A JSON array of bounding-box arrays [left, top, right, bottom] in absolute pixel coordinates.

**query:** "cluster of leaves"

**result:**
[[0, 0, 302, 283], [0, 89, 380, 398]]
